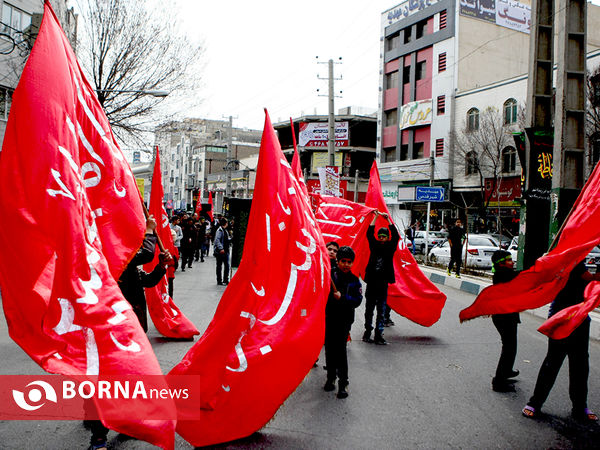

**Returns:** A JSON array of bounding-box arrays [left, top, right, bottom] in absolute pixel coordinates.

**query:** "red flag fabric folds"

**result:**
[[312, 194, 375, 276], [143, 148, 199, 339], [537, 282, 600, 339], [290, 117, 309, 197], [169, 110, 330, 447], [0, 4, 174, 449], [363, 162, 447, 327], [460, 161, 600, 323], [208, 191, 214, 221]]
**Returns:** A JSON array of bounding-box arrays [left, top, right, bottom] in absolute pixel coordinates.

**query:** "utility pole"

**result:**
[[226, 116, 233, 198], [424, 154, 434, 263], [317, 57, 343, 167]]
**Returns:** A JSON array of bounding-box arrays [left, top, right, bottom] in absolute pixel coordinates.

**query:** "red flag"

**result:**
[[537, 281, 600, 339], [0, 4, 174, 448], [312, 194, 375, 276], [363, 162, 447, 327], [169, 110, 330, 447], [143, 148, 199, 339], [459, 161, 600, 322], [208, 191, 214, 221]]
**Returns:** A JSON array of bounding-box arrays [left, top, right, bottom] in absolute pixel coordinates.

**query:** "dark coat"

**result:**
[[118, 234, 166, 332], [491, 266, 520, 324], [364, 224, 400, 284], [326, 267, 363, 326]]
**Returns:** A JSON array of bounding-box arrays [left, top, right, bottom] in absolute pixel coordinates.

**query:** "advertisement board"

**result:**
[[460, 0, 531, 34], [399, 99, 433, 130], [311, 152, 343, 170], [299, 122, 349, 147]]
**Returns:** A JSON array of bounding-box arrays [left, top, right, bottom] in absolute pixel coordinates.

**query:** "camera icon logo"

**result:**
[[12, 380, 58, 411]]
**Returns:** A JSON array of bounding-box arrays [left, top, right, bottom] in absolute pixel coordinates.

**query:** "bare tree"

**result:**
[[586, 68, 600, 171], [76, 0, 204, 144], [451, 106, 520, 232]]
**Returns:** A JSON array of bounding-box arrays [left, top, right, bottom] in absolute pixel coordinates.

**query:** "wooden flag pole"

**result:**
[[141, 198, 166, 253]]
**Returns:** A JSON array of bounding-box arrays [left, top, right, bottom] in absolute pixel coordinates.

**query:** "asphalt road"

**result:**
[[1, 256, 599, 449]]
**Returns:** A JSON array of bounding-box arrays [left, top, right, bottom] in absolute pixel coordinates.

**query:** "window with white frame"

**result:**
[[503, 98, 518, 124], [467, 108, 479, 131], [465, 151, 479, 175], [501, 146, 517, 173], [0, 87, 13, 120], [2, 3, 31, 37]]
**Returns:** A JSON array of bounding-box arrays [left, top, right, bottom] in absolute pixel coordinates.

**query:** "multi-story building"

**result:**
[[154, 118, 261, 213], [0, 1, 76, 145], [274, 109, 377, 203], [378, 0, 600, 232]]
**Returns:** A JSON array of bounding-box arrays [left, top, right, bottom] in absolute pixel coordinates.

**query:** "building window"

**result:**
[[400, 144, 409, 161], [466, 151, 479, 175], [439, 10, 447, 29], [404, 26, 412, 44], [413, 142, 424, 159], [503, 98, 518, 124], [416, 19, 428, 39], [2, 3, 31, 37], [502, 146, 517, 173], [435, 138, 444, 157], [385, 109, 398, 127], [437, 95, 445, 115], [0, 87, 13, 120], [416, 61, 427, 81], [438, 52, 447, 72], [384, 148, 396, 162], [467, 108, 479, 131], [385, 71, 399, 89], [387, 33, 399, 51], [402, 65, 411, 84]]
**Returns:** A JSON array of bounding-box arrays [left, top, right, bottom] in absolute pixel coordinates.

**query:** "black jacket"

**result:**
[[118, 234, 166, 332], [326, 267, 363, 326], [364, 224, 400, 284], [491, 266, 520, 323]]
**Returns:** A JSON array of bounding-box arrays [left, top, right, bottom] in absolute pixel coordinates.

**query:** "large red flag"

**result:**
[[459, 161, 600, 322], [0, 4, 174, 448], [169, 110, 330, 447], [362, 162, 447, 327], [312, 194, 375, 276], [144, 148, 199, 339], [208, 191, 214, 221], [537, 281, 600, 339]]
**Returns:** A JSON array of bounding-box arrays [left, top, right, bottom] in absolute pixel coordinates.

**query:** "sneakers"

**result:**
[[455, 273, 461, 279], [337, 383, 349, 399], [362, 330, 373, 343], [507, 369, 520, 379], [447, 269, 452, 276], [323, 379, 336, 392], [384, 319, 395, 327], [492, 381, 516, 392], [374, 335, 387, 345]]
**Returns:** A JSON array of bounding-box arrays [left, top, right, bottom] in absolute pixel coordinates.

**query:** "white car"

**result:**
[[428, 234, 500, 269], [413, 230, 446, 254]]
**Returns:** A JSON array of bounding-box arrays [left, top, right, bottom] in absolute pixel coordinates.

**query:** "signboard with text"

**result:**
[[299, 121, 349, 147], [460, 0, 531, 34], [399, 99, 433, 130], [311, 152, 343, 170], [415, 186, 445, 201]]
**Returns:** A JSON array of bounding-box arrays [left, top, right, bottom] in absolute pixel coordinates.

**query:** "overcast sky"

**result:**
[[177, 0, 395, 130]]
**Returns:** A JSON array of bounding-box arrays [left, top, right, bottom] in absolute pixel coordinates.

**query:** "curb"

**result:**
[[420, 265, 600, 342]]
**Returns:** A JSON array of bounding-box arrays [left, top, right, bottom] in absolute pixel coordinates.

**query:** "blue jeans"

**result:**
[[364, 282, 388, 336]]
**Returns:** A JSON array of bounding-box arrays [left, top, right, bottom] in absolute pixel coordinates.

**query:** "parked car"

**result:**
[[508, 236, 519, 264], [486, 233, 512, 250], [585, 245, 600, 273], [428, 234, 501, 269], [413, 230, 446, 254]]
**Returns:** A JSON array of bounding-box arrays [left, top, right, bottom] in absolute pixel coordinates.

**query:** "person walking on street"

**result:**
[[447, 218, 466, 278], [180, 217, 197, 271], [214, 217, 231, 285], [323, 246, 363, 399], [362, 211, 399, 345], [490, 250, 520, 393], [522, 261, 600, 422], [170, 216, 183, 265]]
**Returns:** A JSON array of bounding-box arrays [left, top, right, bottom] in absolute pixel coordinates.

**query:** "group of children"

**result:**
[[321, 218, 599, 425]]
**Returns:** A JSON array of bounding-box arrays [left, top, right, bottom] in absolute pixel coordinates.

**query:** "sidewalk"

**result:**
[[420, 264, 600, 341]]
